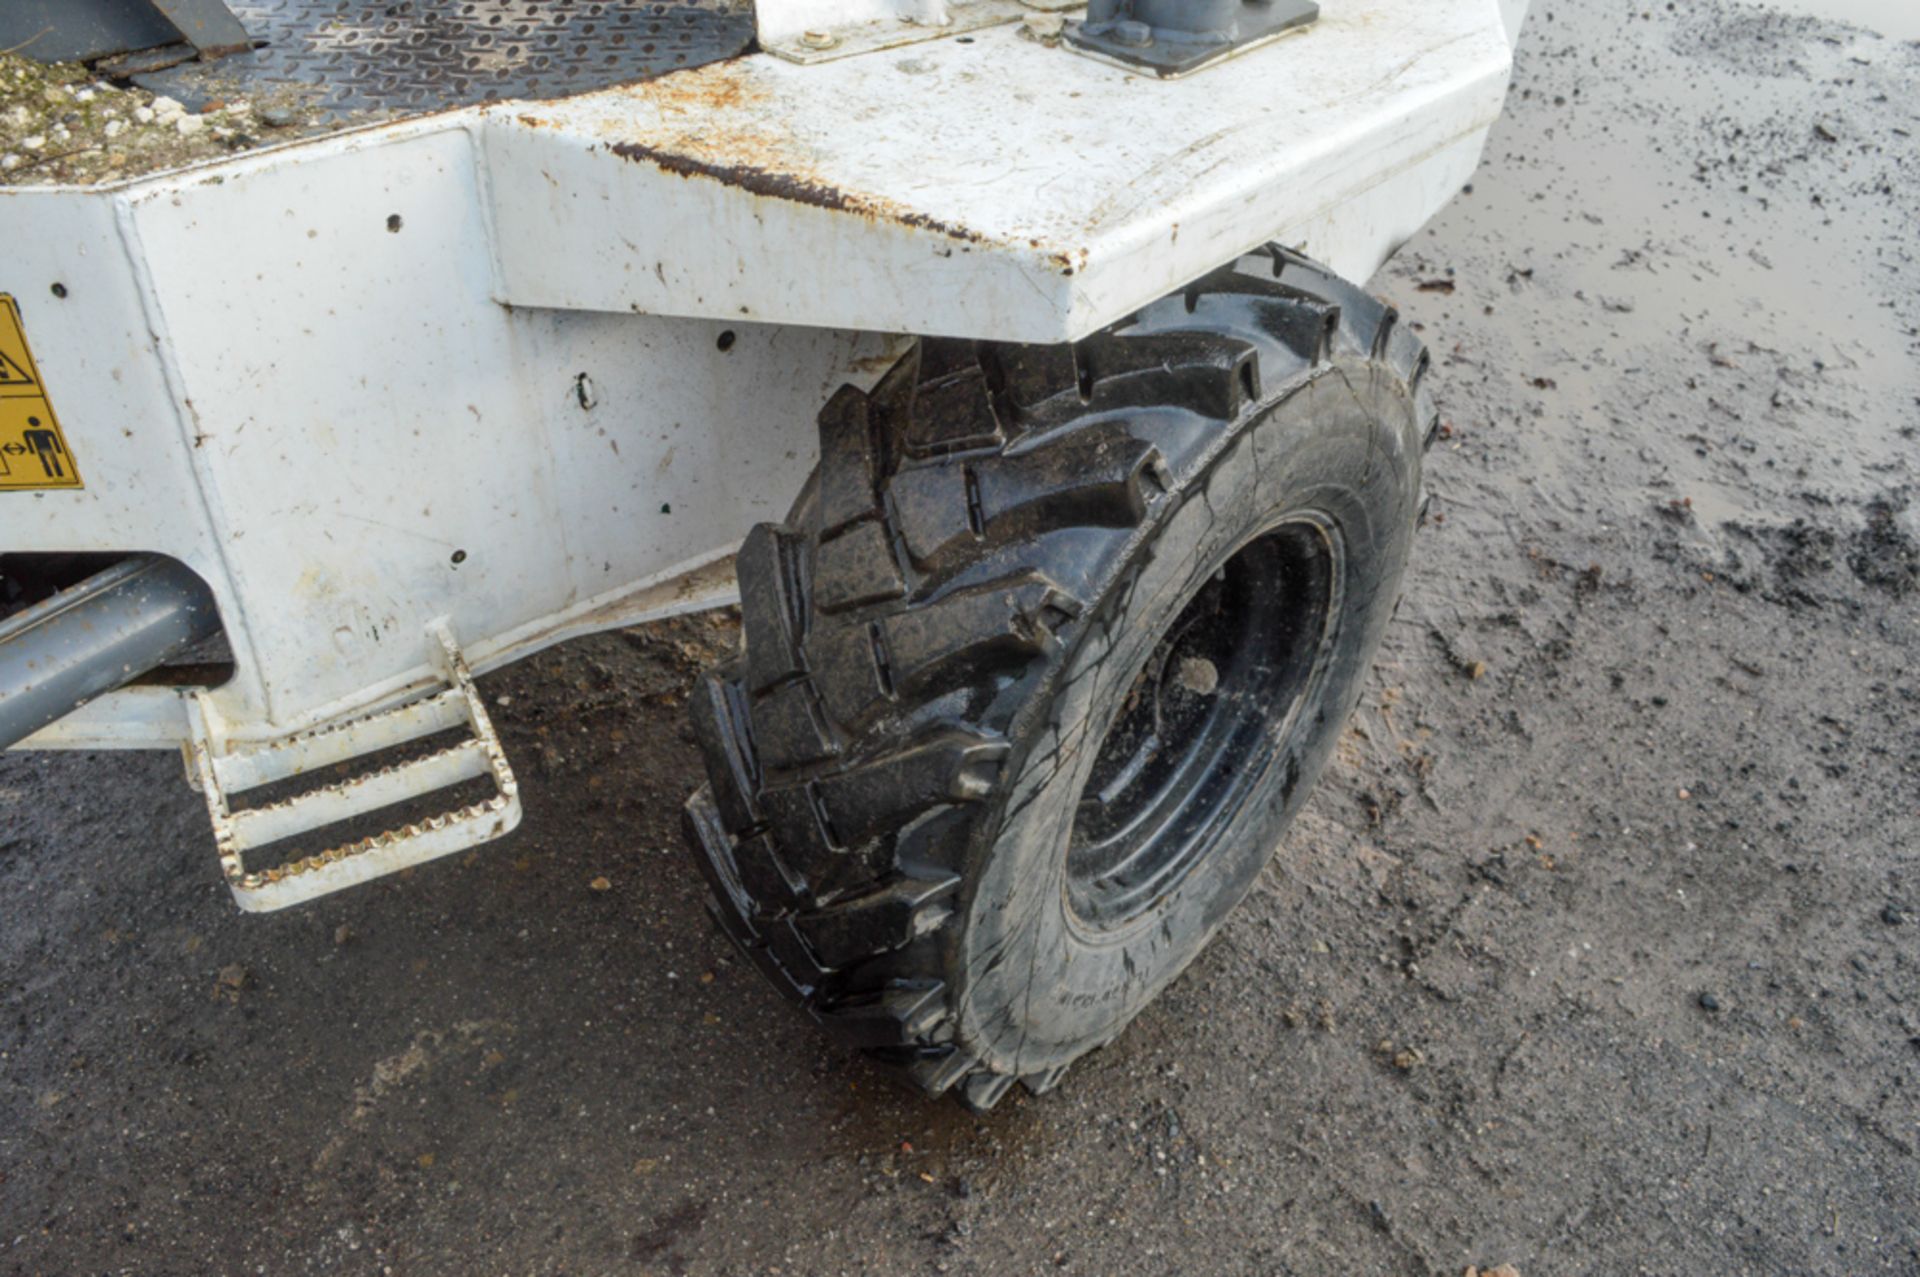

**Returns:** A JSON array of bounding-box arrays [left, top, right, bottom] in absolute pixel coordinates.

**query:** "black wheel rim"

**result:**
[[1066, 518, 1338, 931]]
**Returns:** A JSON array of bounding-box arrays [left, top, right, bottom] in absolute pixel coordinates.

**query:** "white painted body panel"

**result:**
[[493, 0, 1516, 341], [3, 0, 1526, 751]]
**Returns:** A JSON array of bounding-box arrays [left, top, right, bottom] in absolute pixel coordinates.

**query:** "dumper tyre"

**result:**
[[683, 245, 1436, 1111]]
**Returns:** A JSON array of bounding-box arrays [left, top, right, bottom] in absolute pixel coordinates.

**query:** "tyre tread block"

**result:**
[[865, 340, 922, 439], [682, 786, 758, 934], [1242, 293, 1341, 364], [973, 426, 1161, 537], [1154, 267, 1343, 364], [904, 1045, 980, 1096], [1267, 245, 1393, 349], [817, 385, 881, 536], [883, 572, 1079, 697], [813, 518, 909, 614], [796, 874, 960, 969], [988, 342, 1079, 415], [760, 914, 829, 992], [686, 792, 821, 1002], [1390, 321, 1428, 388], [804, 619, 892, 729], [1080, 330, 1260, 420], [750, 678, 840, 771], [961, 1071, 1017, 1113], [733, 830, 809, 913], [759, 782, 839, 877], [891, 804, 979, 878], [737, 525, 807, 694], [1020, 1064, 1070, 1097], [903, 367, 1003, 458], [887, 464, 975, 569], [687, 666, 761, 831], [816, 982, 948, 1048], [705, 891, 817, 1002], [811, 731, 1010, 850], [916, 337, 985, 383]]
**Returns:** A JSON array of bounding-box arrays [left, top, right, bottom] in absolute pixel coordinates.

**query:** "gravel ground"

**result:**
[[3, 1, 1917, 1273], [0, 55, 342, 187]]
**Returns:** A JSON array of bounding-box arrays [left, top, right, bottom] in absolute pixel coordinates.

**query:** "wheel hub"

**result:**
[[1067, 519, 1336, 930]]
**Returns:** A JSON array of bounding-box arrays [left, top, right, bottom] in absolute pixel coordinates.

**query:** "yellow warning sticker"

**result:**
[[0, 294, 82, 491]]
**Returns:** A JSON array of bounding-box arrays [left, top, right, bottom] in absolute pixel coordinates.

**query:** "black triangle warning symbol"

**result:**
[[0, 349, 34, 392]]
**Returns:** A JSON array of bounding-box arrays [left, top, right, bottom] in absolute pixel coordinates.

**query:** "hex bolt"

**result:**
[[800, 29, 837, 49]]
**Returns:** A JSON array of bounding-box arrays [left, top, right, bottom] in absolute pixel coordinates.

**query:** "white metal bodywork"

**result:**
[[6, 154, 901, 747], [4, 0, 1526, 757], [492, 0, 1516, 341]]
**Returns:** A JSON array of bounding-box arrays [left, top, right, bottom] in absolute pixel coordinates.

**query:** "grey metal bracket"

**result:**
[[1064, 0, 1319, 78], [0, 0, 250, 65], [148, 0, 252, 58], [0, 0, 178, 63]]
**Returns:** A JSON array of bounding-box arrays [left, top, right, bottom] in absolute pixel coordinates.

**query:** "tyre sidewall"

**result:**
[[952, 364, 1422, 1078]]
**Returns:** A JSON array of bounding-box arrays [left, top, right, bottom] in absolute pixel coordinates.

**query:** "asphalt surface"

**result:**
[[4, 1, 1918, 1273]]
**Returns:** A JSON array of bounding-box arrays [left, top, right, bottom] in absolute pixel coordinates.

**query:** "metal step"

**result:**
[[186, 621, 521, 912]]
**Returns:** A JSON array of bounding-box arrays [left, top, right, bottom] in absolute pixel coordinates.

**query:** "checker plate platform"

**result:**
[[133, 0, 755, 120]]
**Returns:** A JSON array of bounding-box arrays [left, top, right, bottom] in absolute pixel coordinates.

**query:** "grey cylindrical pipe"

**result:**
[[0, 555, 222, 750]]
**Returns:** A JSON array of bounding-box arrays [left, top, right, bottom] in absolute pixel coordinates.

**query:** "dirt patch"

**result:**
[[1848, 496, 1920, 596]]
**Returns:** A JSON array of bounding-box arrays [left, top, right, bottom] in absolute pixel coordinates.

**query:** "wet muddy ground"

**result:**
[[3, 1, 1917, 1273]]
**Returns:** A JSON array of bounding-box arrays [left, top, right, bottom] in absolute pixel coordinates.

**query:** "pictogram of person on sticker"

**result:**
[[22, 416, 65, 479]]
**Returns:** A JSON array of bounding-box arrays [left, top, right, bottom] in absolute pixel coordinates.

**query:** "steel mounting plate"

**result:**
[[1065, 0, 1320, 78]]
